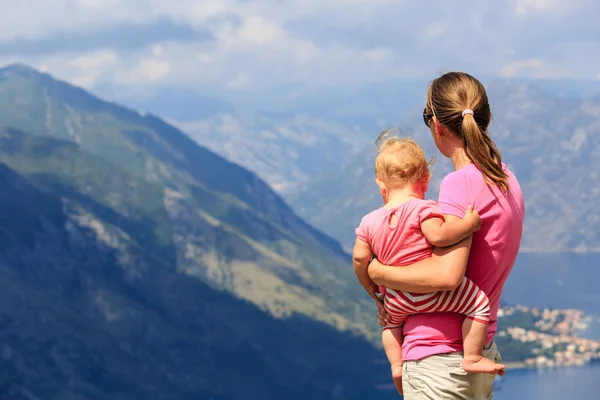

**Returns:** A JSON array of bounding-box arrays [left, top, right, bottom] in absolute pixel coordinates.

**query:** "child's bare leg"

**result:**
[[381, 327, 404, 395], [462, 318, 506, 375]]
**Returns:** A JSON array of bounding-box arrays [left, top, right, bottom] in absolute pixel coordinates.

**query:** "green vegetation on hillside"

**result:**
[[0, 161, 387, 399], [0, 64, 378, 341]]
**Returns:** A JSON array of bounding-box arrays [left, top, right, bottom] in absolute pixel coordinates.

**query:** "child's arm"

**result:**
[[352, 238, 379, 301], [421, 205, 481, 248]]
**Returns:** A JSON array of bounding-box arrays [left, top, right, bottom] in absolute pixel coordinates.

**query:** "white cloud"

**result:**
[[152, 45, 164, 57], [514, 0, 563, 15], [0, 0, 598, 97], [0, 0, 151, 42], [237, 16, 284, 46], [501, 54, 593, 80], [423, 22, 446, 38], [69, 50, 119, 71], [226, 73, 250, 90], [36, 50, 120, 88], [363, 48, 393, 63], [138, 59, 171, 82], [502, 59, 544, 77]]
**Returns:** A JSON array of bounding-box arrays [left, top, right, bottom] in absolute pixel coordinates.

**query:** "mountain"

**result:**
[[0, 63, 392, 396], [0, 63, 377, 340], [179, 113, 371, 194], [172, 75, 600, 253], [121, 79, 430, 195], [0, 154, 386, 399], [107, 76, 600, 197], [288, 80, 600, 252]]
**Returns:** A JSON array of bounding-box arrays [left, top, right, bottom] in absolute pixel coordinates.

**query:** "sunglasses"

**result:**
[[423, 108, 434, 127]]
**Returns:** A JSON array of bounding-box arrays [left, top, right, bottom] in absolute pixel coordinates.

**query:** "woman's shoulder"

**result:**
[[441, 163, 495, 186], [440, 165, 474, 188]]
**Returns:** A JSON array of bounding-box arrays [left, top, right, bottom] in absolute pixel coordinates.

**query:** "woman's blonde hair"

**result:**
[[426, 72, 509, 193], [374, 128, 433, 189]]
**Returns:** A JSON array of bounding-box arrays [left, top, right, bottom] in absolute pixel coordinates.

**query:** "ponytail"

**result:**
[[461, 114, 509, 193], [427, 71, 510, 193]]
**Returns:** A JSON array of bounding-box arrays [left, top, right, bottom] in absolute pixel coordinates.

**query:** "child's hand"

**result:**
[[464, 205, 481, 232]]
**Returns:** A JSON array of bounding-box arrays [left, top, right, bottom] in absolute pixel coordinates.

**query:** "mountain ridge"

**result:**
[[178, 76, 600, 253], [0, 63, 376, 342], [0, 160, 386, 398]]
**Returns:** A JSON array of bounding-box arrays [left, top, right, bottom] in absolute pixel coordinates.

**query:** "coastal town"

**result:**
[[497, 305, 600, 368]]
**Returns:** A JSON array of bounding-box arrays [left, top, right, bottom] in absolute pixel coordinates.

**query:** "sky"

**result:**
[[0, 0, 599, 105]]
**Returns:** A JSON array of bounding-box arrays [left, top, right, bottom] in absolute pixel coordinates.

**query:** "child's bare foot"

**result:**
[[463, 355, 506, 375]]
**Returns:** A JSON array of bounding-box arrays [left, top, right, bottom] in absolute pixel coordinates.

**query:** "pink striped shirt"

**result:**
[[355, 199, 491, 333]]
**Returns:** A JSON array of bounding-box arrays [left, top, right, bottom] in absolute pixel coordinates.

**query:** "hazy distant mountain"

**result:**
[[289, 81, 600, 252], [174, 74, 600, 253], [0, 64, 387, 397], [134, 80, 430, 195], [180, 113, 371, 194]]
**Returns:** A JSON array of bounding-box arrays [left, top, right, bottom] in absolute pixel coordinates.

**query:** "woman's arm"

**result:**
[[368, 215, 472, 293]]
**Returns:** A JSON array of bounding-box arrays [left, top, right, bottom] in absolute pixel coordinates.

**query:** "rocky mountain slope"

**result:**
[[0, 64, 389, 396], [0, 154, 385, 399], [0, 64, 377, 338]]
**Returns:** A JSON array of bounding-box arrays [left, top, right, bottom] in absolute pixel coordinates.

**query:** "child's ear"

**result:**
[[375, 178, 388, 202]]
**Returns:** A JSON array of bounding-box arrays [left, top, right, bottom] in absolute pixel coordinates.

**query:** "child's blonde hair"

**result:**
[[375, 128, 434, 189]]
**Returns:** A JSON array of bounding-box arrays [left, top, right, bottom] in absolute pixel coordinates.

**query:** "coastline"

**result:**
[[504, 361, 527, 370], [503, 358, 599, 371]]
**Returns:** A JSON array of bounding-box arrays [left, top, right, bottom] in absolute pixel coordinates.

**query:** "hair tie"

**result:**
[[462, 109, 474, 117]]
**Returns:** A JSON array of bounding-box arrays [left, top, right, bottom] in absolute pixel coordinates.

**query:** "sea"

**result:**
[[502, 252, 600, 316], [494, 252, 600, 399], [493, 363, 600, 400]]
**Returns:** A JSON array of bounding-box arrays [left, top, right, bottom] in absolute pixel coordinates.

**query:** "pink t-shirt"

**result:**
[[402, 163, 525, 361], [355, 199, 445, 295]]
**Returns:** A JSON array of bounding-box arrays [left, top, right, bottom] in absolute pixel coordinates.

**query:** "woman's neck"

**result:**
[[448, 146, 472, 171]]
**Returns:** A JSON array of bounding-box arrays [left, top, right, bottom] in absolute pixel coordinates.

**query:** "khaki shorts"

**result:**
[[402, 340, 502, 400]]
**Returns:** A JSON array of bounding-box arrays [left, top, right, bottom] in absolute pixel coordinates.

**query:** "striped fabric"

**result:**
[[383, 277, 490, 329]]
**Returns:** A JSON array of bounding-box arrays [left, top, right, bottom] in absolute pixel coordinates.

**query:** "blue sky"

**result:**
[[1, 0, 599, 103]]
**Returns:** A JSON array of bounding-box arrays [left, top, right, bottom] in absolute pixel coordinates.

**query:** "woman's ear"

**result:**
[[433, 118, 445, 139]]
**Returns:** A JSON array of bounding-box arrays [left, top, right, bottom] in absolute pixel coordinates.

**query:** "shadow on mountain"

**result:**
[[0, 163, 389, 399]]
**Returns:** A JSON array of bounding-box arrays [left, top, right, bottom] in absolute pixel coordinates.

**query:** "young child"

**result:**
[[352, 132, 505, 395]]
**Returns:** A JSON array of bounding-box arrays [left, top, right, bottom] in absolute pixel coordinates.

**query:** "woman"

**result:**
[[368, 72, 525, 399]]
